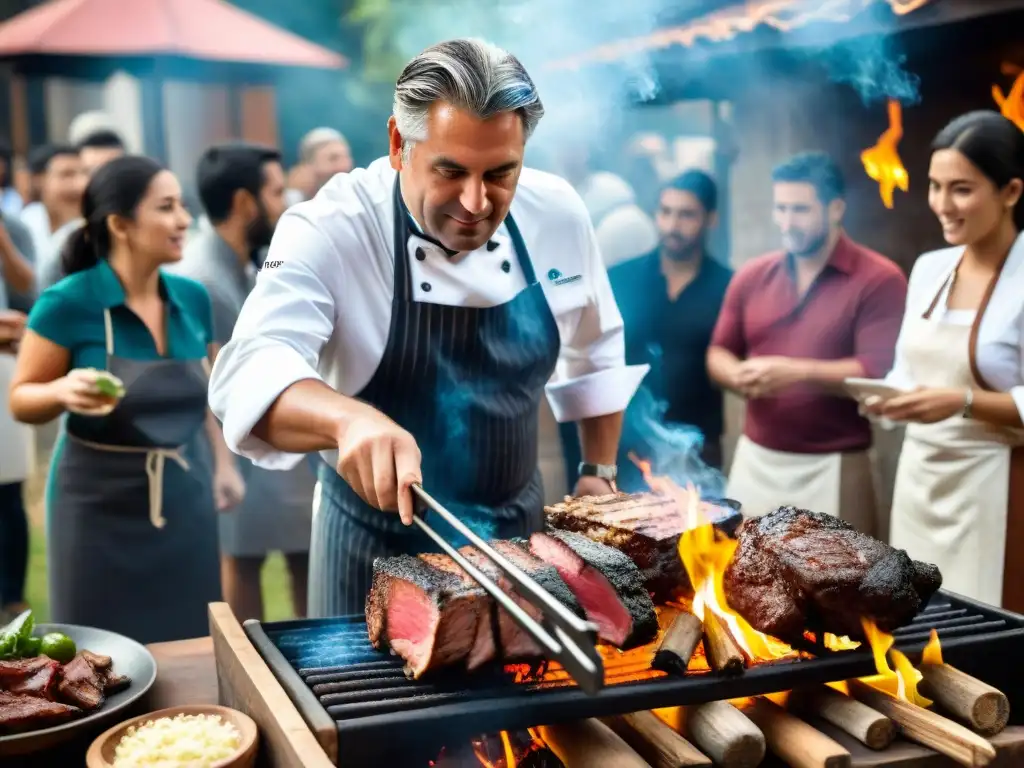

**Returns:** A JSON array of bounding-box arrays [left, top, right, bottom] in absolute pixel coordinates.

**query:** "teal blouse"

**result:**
[[27, 259, 214, 368]]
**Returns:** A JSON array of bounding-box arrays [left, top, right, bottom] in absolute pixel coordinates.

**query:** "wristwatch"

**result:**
[[578, 462, 618, 490], [962, 387, 974, 419]]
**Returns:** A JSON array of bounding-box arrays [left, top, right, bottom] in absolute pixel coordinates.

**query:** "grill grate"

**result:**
[[244, 591, 1024, 766]]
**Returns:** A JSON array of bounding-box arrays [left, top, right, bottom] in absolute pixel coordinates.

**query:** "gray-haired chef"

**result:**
[[208, 38, 648, 616]]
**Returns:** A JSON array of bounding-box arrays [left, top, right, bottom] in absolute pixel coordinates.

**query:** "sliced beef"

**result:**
[[419, 553, 496, 671], [490, 539, 584, 619], [545, 492, 742, 601], [0, 656, 61, 698], [365, 554, 484, 678], [723, 506, 943, 643], [529, 529, 658, 649], [0, 691, 81, 734], [57, 653, 107, 711]]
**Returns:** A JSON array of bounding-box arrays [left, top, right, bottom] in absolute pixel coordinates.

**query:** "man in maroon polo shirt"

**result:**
[[707, 151, 906, 535]]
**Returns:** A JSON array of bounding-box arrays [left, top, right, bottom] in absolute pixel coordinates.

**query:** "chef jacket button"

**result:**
[[415, 247, 426, 261], [501, 260, 511, 273], [487, 240, 500, 251], [421, 282, 432, 292]]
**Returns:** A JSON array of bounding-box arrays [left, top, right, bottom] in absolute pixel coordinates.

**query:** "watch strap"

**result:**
[[578, 462, 617, 481]]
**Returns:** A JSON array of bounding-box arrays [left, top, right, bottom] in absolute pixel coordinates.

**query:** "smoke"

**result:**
[[618, 385, 727, 500], [812, 35, 921, 105]]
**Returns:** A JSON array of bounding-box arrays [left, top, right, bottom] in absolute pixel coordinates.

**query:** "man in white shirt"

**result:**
[[208, 38, 648, 616], [283, 127, 354, 207]]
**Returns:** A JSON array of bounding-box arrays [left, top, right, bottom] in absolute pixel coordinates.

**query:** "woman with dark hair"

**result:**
[[7, 155, 244, 642], [866, 110, 1024, 610]]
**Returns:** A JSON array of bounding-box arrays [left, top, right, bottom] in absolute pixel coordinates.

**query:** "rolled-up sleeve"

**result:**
[[544, 216, 648, 423], [208, 213, 339, 469]]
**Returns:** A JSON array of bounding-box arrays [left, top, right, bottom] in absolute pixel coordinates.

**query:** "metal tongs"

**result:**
[[410, 483, 605, 695]]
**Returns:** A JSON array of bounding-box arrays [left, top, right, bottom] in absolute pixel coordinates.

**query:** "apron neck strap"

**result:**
[[103, 308, 114, 357]]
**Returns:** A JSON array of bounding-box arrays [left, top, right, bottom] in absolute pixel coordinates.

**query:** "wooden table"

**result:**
[[6, 636, 219, 767]]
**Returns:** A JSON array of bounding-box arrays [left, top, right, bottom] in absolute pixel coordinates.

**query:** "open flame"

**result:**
[[546, 0, 935, 70], [861, 99, 909, 209], [992, 63, 1024, 132], [854, 619, 942, 707], [636, 459, 795, 663]]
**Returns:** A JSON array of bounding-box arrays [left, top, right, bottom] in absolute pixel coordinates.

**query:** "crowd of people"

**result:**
[[0, 37, 1022, 644]]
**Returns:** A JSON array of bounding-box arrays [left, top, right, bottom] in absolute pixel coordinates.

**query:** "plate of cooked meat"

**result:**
[[0, 610, 157, 757]]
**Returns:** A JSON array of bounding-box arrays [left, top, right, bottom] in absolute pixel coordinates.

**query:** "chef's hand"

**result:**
[[53, 368, 121, 415], [735, 356, 807, 398], [0, 310, 26, 354], [574, 475, 615, 498], [879, 387, 966, 424], [214, 462, 246, 511], [336, 411, 422, 525]]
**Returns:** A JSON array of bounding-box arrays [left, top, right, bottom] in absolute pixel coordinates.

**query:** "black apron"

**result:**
[[48, 307, 222, 644], [308, 179, 561, 616]]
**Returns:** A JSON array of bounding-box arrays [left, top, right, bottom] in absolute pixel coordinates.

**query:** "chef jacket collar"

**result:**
[[397, 181, 500, 258]]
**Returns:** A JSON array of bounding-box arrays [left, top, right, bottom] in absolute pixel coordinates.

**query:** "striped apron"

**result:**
[[308, 179, 561, 617]]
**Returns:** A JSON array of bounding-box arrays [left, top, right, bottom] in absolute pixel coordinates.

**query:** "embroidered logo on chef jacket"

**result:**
[[547, 268, 582, 286], [407, 232, 530, 308]]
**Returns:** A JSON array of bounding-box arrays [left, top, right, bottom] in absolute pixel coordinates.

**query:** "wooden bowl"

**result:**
[[85, 704, 258, 768]]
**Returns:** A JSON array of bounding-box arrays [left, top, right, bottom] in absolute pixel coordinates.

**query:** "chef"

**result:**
[[208, 38, 648, 616]]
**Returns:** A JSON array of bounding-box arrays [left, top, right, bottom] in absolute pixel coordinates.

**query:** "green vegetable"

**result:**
[[94, 372, 125, 398], [0, 609, 33, 658], [39, 633, 76, 663], [18, 636, 41, 657]]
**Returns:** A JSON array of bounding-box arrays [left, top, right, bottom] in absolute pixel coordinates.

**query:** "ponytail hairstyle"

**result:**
[[61, 154, 165, 275]]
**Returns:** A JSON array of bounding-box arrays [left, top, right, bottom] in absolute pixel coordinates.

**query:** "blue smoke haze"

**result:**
[[813, 36, 921, 106]]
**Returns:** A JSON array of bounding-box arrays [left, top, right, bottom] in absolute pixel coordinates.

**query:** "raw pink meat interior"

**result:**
[[386, 581, 437, 674]]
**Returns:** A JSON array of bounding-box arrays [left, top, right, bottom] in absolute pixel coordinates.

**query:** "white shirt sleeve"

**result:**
[[544, 214, 648, 423], [208, 213, 340, 469]]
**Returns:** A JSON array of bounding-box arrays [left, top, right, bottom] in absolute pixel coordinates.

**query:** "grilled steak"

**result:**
[[723, 506, 943, 643], [366, 554, 484, 678], [529, 529, 658, 649], [57, 653, 107, 711], [0, 691, 81, 734], [545, 492, 742, 600], [419, 553, 497, 671], [0, 656, 61, 698], [490, 539, 585, 619]]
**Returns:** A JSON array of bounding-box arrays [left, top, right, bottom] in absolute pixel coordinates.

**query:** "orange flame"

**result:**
[[861, 99, 909, 209], [546, 0, 935, 70], [858, 618, 933, 707], [635, 458, 795, 663], [992, 63, 1024, 132], [921, 628, 943, 666]]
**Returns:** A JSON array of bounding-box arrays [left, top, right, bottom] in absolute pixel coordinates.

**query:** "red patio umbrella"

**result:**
[[0, 0, 347, 158]]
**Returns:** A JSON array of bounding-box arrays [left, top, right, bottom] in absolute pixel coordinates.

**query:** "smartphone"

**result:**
[[843, 377, 905, 401]]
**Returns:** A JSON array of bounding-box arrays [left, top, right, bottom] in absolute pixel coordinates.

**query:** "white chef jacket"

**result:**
[[208, 157, 649, 471], [884, 232, 1024, 420]]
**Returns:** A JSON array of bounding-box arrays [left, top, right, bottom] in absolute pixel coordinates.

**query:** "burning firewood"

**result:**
[[702, 610, 744, 674], [847, 679, 997, 767], [743, 697, 852, 768], [790, 685, 895, 750], [651, 612, 703, 676], [538, 718, 648, 767], [602, 711, 710, 767], [684, 700, 766, 768], [919, 662, 1010, 736]]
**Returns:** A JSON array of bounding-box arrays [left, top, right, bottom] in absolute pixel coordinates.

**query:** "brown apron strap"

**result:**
[[1003, 448, 1024, 612]]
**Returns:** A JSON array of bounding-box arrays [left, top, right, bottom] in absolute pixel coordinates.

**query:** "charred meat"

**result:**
[[0, 691, 81, 734], [0, 657, 61, 699], [530, 529, 658, 649], [366, 554, 485, 678], [723, 506, 943, 643]]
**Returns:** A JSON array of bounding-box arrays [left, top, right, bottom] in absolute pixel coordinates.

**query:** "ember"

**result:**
[[433, 729, 563, 768], [992, 62, 1024, 131], [861, 98, 910, 209]]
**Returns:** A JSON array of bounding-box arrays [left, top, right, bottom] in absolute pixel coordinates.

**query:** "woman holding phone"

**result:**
[[8, 155, 244, 643], [870, 111, 1024, 610]]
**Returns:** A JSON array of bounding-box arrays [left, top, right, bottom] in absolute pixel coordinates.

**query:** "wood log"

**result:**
[[743, 697, 851, 768], [603, 711, 711, 767], [792, 685, 895, 750], [652, 612, 703, 675], [703, 610, 744, 674], [685, 700, 766, 768], [920, 663, 1010, 736], [539, 719, 650, 767], [847, 679, 997, 767]]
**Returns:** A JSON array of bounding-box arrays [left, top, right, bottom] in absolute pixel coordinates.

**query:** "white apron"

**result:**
[[0, 353, 33, 484], [889, 273, 1024, 610], [727, 435, 877, 535]]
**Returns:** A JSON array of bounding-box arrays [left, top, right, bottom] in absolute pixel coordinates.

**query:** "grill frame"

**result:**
[[243, 590, 1024, 767]]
